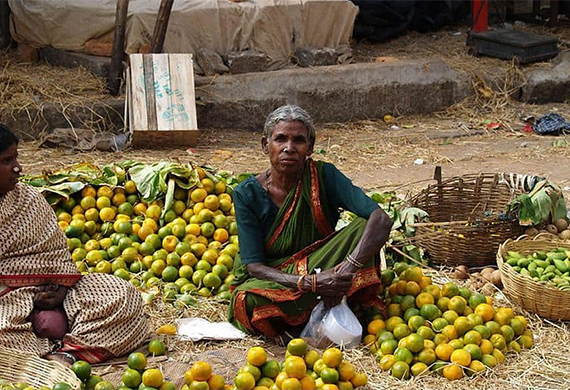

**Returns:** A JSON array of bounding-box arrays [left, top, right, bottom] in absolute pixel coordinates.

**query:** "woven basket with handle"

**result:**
[[409, 169, 530, 267], [0, 348, 82, 390], [497, 234, 570, 320]]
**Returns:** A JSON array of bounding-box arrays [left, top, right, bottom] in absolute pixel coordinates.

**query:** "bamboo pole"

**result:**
[[107, 0, 130, 96], [150, 0, 175, 53]]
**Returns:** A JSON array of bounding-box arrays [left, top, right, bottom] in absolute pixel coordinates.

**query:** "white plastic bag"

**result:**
[[300, 298, 362, 350]]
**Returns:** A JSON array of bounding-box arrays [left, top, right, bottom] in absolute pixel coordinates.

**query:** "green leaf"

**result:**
[[400, 207, 429, 236]]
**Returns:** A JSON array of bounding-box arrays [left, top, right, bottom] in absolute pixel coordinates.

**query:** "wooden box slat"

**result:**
[[128, 53, 198, 147]]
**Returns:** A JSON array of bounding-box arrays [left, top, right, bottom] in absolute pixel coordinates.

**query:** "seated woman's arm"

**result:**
[[246, 262, 354, 296]]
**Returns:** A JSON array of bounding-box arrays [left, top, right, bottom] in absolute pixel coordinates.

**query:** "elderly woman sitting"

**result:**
[[228, 105, 393, 337], [0, 124, 149, 365]]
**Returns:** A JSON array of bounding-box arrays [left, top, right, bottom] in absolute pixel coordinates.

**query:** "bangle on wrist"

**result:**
[[346, 254, 364, 268], [311, 274, 317, 293]]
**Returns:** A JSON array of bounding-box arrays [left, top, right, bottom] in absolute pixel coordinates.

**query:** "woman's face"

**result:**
[[262, 120, 314, 175], [0, 143, 22, 195]]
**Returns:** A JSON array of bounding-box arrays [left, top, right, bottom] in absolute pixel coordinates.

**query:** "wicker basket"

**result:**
[[409, 171, 526, 267], [0, 348, 82, 390], [497, 235, 570, 320]]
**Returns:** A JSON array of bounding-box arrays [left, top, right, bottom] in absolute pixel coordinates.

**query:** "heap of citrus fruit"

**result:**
[[69, 360, 110, 390], [0, 380, 75, 390], [182, 361, 225, 390], [119, 352, 175, 390], [53, 167, 238, 303], [366, 263, 534, 381], [233, 339, 368, 390]]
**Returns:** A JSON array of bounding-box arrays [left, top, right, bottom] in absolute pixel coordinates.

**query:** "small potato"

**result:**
[[454, 265, 470, 280], [481, 267, 495, 281], [491, 269, 503, 288]]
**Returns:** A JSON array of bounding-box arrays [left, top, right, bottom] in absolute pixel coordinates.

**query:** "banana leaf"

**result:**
[[400, 207, 429, 236], [128, 161, 200, 204]]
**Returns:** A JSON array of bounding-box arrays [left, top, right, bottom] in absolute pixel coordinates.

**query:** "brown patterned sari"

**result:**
[[0, 183, 149, 363]]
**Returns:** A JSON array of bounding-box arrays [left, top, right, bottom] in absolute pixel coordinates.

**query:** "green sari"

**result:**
[[228, 160, 383, 336]]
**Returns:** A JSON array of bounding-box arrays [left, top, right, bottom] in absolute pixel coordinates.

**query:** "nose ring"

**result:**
[[283, 147, 289, 152], [13, 166, 20, 173]]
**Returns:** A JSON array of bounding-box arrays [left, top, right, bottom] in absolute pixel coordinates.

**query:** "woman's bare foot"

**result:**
[[44, 352, 76, 367]]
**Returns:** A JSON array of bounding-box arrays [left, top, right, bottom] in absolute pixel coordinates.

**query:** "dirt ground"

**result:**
[[5, 19, 570, 390]]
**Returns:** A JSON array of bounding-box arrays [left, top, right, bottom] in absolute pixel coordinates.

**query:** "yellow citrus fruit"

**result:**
[[349, 373, 366, 388], [234, 372, 256, 390], [281, 378, 301, 390], [284, 356, 306, 379], [450, 349, 471, 366], [322, 347, 343, 368], [410, 362, 428, 377], [442, 364, 463, 380], [479, 339, 494, 355], [474, 303, 495, 322], [287, 338, 308, 357], [435, 343, 454, 361], [142, 368, 164, 388], [390, 361, 410, 380], [367, 319, 386, 335], [122, 368, 142, 388], [337, 361, 355, 381], [127, 351, 147, 370], [247, 346, 267, 367], [190, 361, 212, 381], [148, 339, 166, 356]]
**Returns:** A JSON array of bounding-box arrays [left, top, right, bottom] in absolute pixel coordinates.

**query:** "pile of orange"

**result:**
[[52, 165, 239, 304], [121, 352, 175, 390], [182, 361, 225, 390], [234, 339, 368, 390], [366, 264, 534, 381]]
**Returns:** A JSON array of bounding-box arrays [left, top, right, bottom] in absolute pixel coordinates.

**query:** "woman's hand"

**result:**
[[315, 268, 354, 297], [33, 284, 68, 310]]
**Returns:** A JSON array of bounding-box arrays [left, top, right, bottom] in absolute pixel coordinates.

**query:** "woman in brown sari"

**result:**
[[0, 124, 149, 365]]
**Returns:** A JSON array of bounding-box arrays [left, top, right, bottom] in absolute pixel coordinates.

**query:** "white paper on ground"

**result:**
[[175, 318, 246, 341]]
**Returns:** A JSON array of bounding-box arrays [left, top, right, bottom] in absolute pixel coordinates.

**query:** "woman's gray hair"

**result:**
[[263, 105, 316, 141]]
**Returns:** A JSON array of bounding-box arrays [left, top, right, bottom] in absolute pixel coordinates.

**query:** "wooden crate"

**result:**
[[127, 53, 198, 148]]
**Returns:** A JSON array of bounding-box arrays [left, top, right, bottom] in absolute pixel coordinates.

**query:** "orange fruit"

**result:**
[[435, 343, 454, 361], [349, 372, 367, 388], [403, 281, 420, 296], [337, 361, 355, 381], [479, 339, 494, 355], [424, 284, 441, 300], [190, 361, 212, 381], [450, 349, 471, 366], [204, 195, 220, 210], [299, 375, 316, 390], [148, 339, 166, 355], [415, 292, 434, 308], [442, 364, 463, 380], [454, 316, 472, 336], [284, 356, 306, 379], [142, 368, 164, 388], [390, 361, 410, 380], [320, 367, 339, 384], [122, 368, 142, 388], [410, 362, 428, 377], [261, 359, 281, 379], [281, 378, 301, 390], [127, 351, 147, 370], [441, 282, 459, 298], [322, 348, 343, 368], [367, 319, 386, 335], [234, 372, 256, 390], [240, 364, 261, 382], [287, 338, 308, 357], [480, 354, 497, 368], [417, 348, 436, 365], [467, 360, 486, 376], [247, 346, 267, 367], [448, 295, 467, 315], [474, 303, 495, 322]]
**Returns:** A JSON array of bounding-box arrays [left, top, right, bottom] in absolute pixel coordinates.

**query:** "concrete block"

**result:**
[[521, 52, 570, 103], [84, 39, 113, 57], [226, 51, 269, 74], [17, 43, 38, 63], [293, 47, 337, 67], [196, 48, 228, 76], [39, 47, 111, 78], [195, 59, 472, 129]]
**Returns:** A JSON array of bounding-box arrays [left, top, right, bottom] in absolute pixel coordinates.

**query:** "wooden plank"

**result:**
[[152, 54, 174, 131], [143, 54, 158, 130], [129, 53, 148, 131], [168, 54, 197, 131]]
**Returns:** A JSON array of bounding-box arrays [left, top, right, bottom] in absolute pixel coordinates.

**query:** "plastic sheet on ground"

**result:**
[[176, 317, 246, 341]]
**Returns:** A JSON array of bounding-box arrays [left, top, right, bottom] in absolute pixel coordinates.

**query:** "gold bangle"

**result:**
[[311, 274, 317, 293], [297, 275, 307, 292]]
